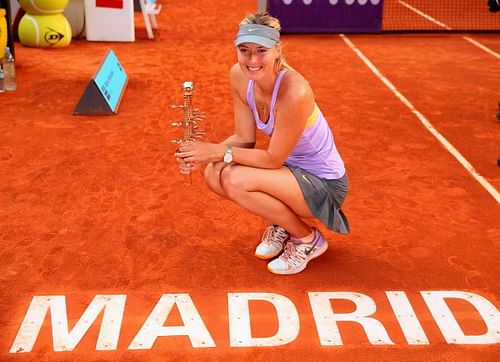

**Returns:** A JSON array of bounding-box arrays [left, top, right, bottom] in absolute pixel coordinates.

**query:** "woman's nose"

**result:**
[[248, 52, 259, 61]]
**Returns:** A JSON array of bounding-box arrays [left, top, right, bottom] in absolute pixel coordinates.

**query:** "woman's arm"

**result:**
[[176, 64, 257, 165], [228, 71, 315, 169], [177, 70, 314, 168]]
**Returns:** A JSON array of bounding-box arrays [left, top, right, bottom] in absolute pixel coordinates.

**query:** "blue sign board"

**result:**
[[94, 49, 128, 113]]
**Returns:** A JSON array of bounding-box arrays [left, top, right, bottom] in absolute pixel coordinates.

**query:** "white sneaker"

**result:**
[[255, 225, 289, 260], [267, 228, 328, 275]]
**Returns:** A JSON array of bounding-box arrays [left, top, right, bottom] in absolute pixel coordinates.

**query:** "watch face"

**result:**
[[224, 147, 233, 163]]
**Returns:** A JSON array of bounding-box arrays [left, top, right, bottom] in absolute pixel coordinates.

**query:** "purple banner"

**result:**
[[267, 0, 383, 33]]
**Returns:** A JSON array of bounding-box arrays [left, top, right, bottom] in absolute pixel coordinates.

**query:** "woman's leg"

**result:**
[[219, 164, 314, 238], [205, 162, 291, 258], [204, 161, 229, 198]]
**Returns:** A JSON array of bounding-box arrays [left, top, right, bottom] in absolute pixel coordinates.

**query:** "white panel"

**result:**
[[84, 0, 135, 42]]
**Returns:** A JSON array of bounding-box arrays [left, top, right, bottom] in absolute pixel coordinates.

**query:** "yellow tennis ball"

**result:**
[[0, 8, 8, 53], [19, 14, 72, 48], [19, 0, 69, 15]]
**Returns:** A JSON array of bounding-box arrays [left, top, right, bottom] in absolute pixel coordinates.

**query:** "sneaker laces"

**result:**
[[280, 241, 305, 267], [262, 226, 288, 246], [261, 226, 275, 245], [274, 227, 289, 242], [282, 241, 297, 259]]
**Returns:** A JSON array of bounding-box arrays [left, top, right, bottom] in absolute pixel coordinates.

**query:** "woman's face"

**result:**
[[237, 43, 279, 81]]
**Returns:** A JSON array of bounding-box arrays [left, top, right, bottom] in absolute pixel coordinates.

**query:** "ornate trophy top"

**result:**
[[182, 81, 195, 94]]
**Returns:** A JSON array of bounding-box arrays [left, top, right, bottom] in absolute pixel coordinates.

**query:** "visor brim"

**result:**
[[235, 35, 276, 49]]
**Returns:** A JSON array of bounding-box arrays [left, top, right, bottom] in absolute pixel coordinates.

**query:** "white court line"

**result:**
[[398, 0, 500, 60], [340, 34, 500, 203], [398, 0, 452, 30], [462, 37, 500, 60]]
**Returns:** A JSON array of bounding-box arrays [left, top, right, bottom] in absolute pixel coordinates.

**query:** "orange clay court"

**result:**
[[0, 1, 499, 361]]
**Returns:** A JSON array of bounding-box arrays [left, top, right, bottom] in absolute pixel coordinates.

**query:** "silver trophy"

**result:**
[[170, 81, 205, 185]]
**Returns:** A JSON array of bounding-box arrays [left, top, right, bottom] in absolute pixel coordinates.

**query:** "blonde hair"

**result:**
[[240, 12, 293, 73]]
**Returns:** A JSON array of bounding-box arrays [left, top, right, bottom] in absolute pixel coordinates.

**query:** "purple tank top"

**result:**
[[247, 70, 345, 179]]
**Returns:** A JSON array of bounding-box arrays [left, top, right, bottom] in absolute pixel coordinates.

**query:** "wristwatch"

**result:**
[[223, 145, 233, 163]]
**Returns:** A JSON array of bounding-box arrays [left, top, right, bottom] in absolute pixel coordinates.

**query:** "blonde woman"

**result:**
[[176, 12, 349, 275]]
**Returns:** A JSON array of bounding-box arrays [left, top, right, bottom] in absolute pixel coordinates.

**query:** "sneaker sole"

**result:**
[[267, 243, 328, 275]]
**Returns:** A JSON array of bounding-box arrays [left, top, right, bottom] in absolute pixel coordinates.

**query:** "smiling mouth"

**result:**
[[247, 66, 262, 72]]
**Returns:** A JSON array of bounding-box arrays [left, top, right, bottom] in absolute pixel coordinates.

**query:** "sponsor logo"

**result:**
[[44, 27, 65, 46]]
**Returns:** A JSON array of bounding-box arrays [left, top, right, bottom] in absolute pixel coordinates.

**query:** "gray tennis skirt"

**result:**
[[287, 165, 350, 234]]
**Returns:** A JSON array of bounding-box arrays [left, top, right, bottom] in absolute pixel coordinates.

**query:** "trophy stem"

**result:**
[[185, 172, 192, 186], [170, 81, 205, 185]]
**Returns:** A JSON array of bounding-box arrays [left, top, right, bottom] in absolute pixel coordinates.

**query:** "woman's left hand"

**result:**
[[176, 141, 224, 164]]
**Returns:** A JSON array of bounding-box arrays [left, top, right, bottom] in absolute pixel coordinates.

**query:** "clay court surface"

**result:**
[[1, 1, 499, 361]]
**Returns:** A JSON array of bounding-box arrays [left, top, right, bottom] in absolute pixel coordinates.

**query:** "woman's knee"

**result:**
[[204, 163, 226, 196], [220, 165, 248, 199]]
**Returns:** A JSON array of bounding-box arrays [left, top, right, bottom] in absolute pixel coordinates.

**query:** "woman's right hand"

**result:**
[[175, 151, 201, 175]]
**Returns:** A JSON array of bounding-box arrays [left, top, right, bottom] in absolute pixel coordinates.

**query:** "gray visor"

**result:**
[[234, 24, 280, 48]]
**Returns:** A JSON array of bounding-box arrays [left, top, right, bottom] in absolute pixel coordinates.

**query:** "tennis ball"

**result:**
[[19, 0, 69, 15], [18, 13, 72, 48], [0, 8, 7, 53]]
